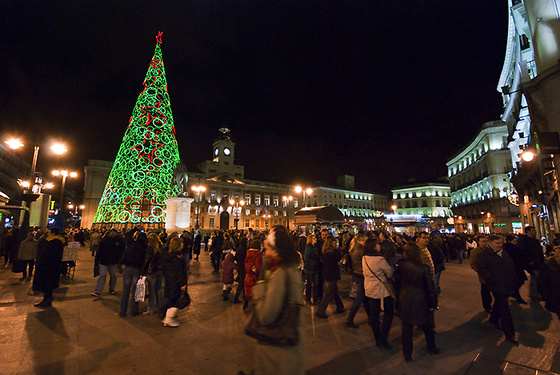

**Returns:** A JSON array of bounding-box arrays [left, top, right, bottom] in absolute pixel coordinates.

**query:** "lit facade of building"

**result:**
[[389, 183, 451, 233], [83, 130, 388, 231], [309, 176, 388, 230], [82, 160, 113, 229], [508, 0, 560, 239], [447, 121, 520, 233]]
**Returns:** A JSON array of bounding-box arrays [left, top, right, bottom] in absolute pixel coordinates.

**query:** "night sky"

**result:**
[[0, 1, 508, 196]]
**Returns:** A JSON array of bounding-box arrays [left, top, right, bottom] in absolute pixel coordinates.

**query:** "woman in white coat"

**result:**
[[362, 238, 395, 348]]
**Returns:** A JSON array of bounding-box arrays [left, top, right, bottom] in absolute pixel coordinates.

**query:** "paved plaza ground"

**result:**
[[1, 246, 560, 375]]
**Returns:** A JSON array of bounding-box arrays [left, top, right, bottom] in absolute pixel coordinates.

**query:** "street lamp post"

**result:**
[[5, 138, 67, 232], [263, 213, 271, 229], [295, 186, 313, 207], [52, 170, 77, 209], [5, 138, 68, 192], [191, 185, 206, 229], [68, 204, 85, 228], [283, 195, 293, 229], [229, 197, 246, 230]]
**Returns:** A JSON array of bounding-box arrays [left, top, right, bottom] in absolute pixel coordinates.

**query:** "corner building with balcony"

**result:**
[[507, 0, 560, 239], [447, 121, 520, 233]]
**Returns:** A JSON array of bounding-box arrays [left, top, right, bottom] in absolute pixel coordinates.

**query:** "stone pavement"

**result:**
[[1, 247, 560, 375]]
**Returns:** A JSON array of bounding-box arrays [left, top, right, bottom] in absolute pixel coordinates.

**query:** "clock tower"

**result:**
[[197, 128, 245, 180], [212, 127, 235, 165]]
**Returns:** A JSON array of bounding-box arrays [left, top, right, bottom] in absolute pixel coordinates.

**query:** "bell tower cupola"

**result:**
[[197, 128, 245, 181], [212, 127, 235, 165]]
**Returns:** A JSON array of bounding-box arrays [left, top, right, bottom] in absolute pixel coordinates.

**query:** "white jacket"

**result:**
[[363, 255, 394, 299]]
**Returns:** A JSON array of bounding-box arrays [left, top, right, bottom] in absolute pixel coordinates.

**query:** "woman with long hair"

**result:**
[[315, 235, 345, 319], [160, 237, 188, 327], [346, 233, 371, 328], [143, 233, 164, 315], [241, 225, 306, 375], [395, 242, 439, 362], [362, 238, 394, 348]]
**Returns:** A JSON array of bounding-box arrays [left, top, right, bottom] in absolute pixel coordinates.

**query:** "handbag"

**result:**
[[349, 281, 358, 299], [364, 258, 396, 300], [176, 290, 191, 309], [134, 276, 146, 302], [245, 268, 301, 346], [93, 265, 100, 278]]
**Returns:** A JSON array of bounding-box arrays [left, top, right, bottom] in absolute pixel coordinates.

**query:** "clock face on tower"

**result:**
[[223, 147, 231, 155], [214, 148, 219, 156]]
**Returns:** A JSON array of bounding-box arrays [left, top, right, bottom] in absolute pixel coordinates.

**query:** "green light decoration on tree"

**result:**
[[93, 31, 181, 225]]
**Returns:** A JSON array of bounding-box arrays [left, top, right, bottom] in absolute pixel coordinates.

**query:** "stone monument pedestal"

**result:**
[[165, 196, 194, 232]]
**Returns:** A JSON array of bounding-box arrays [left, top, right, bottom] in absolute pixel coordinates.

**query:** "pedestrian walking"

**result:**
[[32, 228, 65, 307], [395, 241, 439, 362], [160, 237, 188, 327], [315, 235, 345, 319], [538, 247, 560, 321], [345, 233, 371, 328], [477, 234, 519, 346], [92, 228, 125, 296], [239, 226, 305, 375], [362, 238, 394, 349], [17, 232, 38, 281], [118, 229, 149, 317]]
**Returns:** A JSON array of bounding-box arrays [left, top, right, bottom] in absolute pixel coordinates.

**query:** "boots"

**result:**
[[222, 286, 232, 301], [162, 307, 179, 327]]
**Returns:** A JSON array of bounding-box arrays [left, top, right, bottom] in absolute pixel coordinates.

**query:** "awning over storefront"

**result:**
[[294, 206, 345, 225]]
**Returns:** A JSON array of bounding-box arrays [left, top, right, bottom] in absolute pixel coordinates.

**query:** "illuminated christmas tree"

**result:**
[[93, 32, 181, 226]]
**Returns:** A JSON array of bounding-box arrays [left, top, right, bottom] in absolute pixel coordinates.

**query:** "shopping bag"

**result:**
[[134, 276, 146, 302]]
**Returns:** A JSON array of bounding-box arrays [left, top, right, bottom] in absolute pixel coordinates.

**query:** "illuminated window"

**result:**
[[255, 195, 261, 205], [264, 195, 270, 206], [245, 194, 251, 205], [209, 218, 215, 228]]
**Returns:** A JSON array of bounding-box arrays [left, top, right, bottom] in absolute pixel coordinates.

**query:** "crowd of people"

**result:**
[[2, 224, 560, 374]]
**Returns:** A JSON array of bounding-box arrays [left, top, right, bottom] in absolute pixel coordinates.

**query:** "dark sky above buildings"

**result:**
[[0, 1, 508, 195]]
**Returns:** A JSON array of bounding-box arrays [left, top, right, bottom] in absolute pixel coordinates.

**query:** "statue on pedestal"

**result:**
[[172, 161, 189, 196]]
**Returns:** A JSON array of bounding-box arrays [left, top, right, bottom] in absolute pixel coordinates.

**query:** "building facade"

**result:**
[[83, 129, 388, 231], [508, 0, 560, 239], [310, 177, 387, 231], [447, 121, 520, 233], [389, 182, 452, 233]]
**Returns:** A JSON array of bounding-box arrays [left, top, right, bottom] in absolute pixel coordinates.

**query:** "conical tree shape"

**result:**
[[94, 32, 181, 226]]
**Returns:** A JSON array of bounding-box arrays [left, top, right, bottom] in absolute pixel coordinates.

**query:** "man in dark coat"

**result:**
[[428, 241, 445, 295], [477, 234, 519, 346], [379, 231, 398, 267], [470, 234, 493, 313], [537, 249, 560, 321], [92, 228, 125, 296], [504, 234, 528, 304], [32, 227, 65, 307], [192, 231, 201, 260], [518, 226, 544, 301]]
